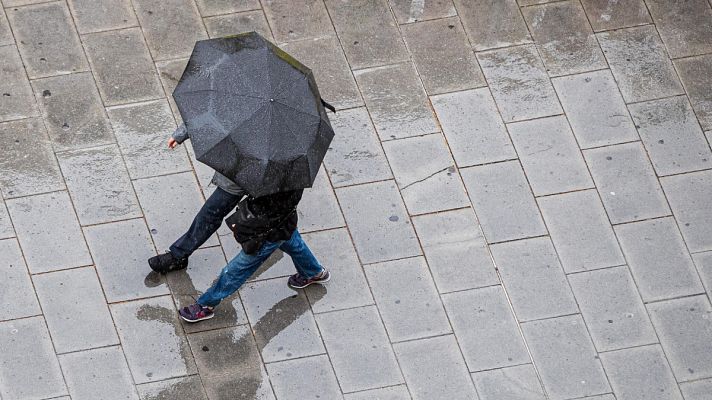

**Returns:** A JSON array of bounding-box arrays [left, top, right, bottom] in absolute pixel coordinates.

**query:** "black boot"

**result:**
[[148, 252, 188, 274]]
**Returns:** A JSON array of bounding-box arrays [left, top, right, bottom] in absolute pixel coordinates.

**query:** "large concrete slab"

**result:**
[[0, 238, 41, 321], [580, 0, 651, 32], [472, 364, 546, 400], [675, 54, 712, 131], [454, 0, 531, 51], [264, 0, 334, 43], [0, 198, 12, 239], [296, 166, 345, 233], [680, 379, 712, 400], [194, 0, 260, 16], [67, 0, 137, 34], [646, 0, 712, 59], [0, 45, 39, 122], [600, 344, 683, 400], [59, 346, 140, 400], [389, 0, 455, 24], [661, 169, 712, 253], [137, 376, 208, 400], [344, 386, 411, 400], [266, 355, 342, 400], [204, 10, 273, 40], [132, 0, 208, 60]]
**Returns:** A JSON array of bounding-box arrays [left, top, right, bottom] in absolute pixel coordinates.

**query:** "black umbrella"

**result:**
[[173, 32, 335, 197]]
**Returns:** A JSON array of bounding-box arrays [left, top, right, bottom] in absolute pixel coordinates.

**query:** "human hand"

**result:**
[[168, 137, 178, 149]]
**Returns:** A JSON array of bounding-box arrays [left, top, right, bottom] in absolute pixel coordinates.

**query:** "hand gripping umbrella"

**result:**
[[173, 32, 335, 198]]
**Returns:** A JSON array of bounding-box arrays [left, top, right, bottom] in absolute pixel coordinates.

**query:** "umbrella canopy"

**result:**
[[173, 32, 334, 197]]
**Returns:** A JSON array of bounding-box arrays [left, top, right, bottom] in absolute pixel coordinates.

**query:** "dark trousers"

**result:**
[[169, 187, 242, 259]]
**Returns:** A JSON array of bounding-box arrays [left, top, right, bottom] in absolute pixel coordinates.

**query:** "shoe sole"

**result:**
[[288, 273, 331, 289], [180, 313, 215, 323]]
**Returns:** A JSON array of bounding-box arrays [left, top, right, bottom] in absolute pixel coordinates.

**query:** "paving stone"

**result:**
[[132, 0, 208, 60], [240, 278, 325, 362], [472, 364, 546, 400], [85, 218, 171, 303], [454, 0, 531, 50], [354, 63, 438, 141], [167, 246, 227, 296], [0, 45, 38, 121], [2, 0, 55, 5], [344, 385, 411, 400], [0, 316, 67, 399], [67, 0, 137, 34], [389, 0, 455, 23], [188, 326, 274, 400], [263, 0, 334, 43], [194, 0, 260, 16], [315, 306, 403, 392], [83, 28, 165, 106], [297, 166, 345, 232], [538, 190, 624, 273], [6, 2, 88, 78], [394, 335, 478, 400], [431, 88, 516, 167], [600, 344, 683, 400], [490, 237, 578, 322], [521, 315, 610, 400], [680, 379, 712, 400], [461, 161, 547, 243], [325, 0, 407, 69], [646, 0, 712, 59], [364, 257, 451, 342], [580, 0, 651, 31], [552, 69, 639, 149], [154, 57, 188, 122], [383, 133, 469, 215], [336, 180, 421, 264], [477, 45, 562, 122], [0, 239, 41, 321], [133, 172, 219, 251], [597, 26, 684, 103], [615, 217, 705, 302], [281, 36, 362, 110], [137, 375, 208, 400], [675, 54, 712, 131], [60, 346, 139, 400], [324, 107, 392, 187], [111, 296, 197, 384], [583, 142, 670, 224], [401, 17, 485, 95], [7, 191, 92, 273], [412, 208, 498, 293], [175, 293, 249, 335], [442, 286, 529, 372], [522, 1, 606, 76], [661, 170, 712, 253], [629, 96, 712, 176], [0, 199, 12, 239], [266, 355, 342, 400], [204, 10, 273, 40], [583, 396, 616, 400], [0, 8, 11, 45], [508, 115, 593, 196], [692, 251, 712, 297]]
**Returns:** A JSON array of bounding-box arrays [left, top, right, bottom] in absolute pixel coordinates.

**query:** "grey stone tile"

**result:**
[[693, 251, 712, 297], [263, 0, 334, 43], [83, 28, 165, 106], [60, 346, 139, 400], [195, 0, 260, 16], [580, 0, 651, 32], [240, 278, 325, 362], [67, 0, 138, 34], [167, 246, 227, 296], [344, 385, 411, 400], [615, 217, 705, 302], [680, 379, 712, 400], [583, 396, 616, 400], [454, 0, 531, 51], [394, 335, 478, 400], [6, 2, 88, 78], [648, 295, 712, 382], [390, 0, 455, 24], [354, 63, 438, 141], [600, 345, 683, 400], [137, 376, 208, 400], [443, 286, 529, 372], [509, 116, 593, 196], [325, 0, 407, 69], [0, 316, 67, 399], [568, 266, 657, 352], [646, 0, 712, 58], [315, 306, 403, 392], [266, 355, 342, 400], [34, 267, 119, 353], [0, 198, 12, 239], [0, 8, 11, 45], [2, 0, 55, 5], [7, 191, 92, 273], [490, 237, 579, 322], [401, 17, 485, 95], [538, 190, 624, 273], [336, 180, 421, 264], [461, 161, 547, 243], [583, 142, 670, 224], [472, 364, 546, 400], [132, 0, 208, 60], [597, 26, 684, 103], [552, 70, 639, 149], [383, 133, 469, 215], [297, 166, 345, 232], [0, 46, 39, 122], [85, 218, 171, 303], [0, 239, 41, 321], [154, 57, 188, 123], [133, 172, 219, 251], [364, 257, 451, 342], [204, 10, 273, 40], [111, 296, 197, 384], [324, 107, 392, 187], [522, 315, 610, 400], [187, 326, 274, 400], [477, 45, 563, 122], [629, 96, 712, 176], [431, 88, 516, 167], [661, 170, 712, 253], [412, 208, 498, 293], [675, 54, 712, 131], [522, 1, 606, 76]]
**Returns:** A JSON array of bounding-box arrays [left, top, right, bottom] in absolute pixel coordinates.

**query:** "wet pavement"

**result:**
[[0, 0, 711, 399]]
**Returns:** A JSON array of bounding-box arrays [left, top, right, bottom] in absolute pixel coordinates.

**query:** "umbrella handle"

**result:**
[[320, 99, 336, 113]]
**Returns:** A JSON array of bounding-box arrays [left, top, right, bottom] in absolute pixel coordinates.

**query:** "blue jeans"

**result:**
[[197, 230, 322, 307]]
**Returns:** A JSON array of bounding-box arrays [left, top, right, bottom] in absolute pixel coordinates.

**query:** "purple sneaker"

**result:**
[[288, 268, 331, 289], [179, 303, 214, 323]]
